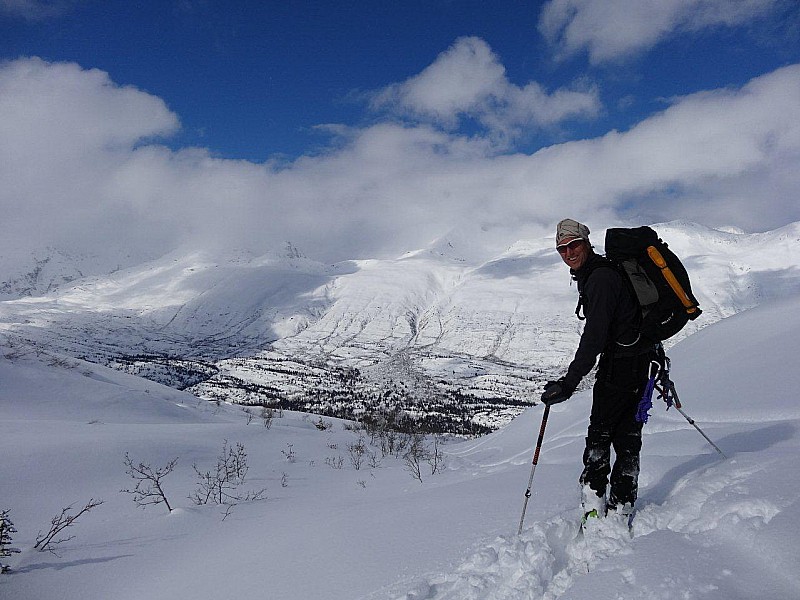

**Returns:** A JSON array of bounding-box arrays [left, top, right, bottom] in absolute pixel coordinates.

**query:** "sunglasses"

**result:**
[[556, 239, 585, 254]]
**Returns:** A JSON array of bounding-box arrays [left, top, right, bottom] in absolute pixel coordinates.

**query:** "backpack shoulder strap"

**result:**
[[573, 256, 617, 320]]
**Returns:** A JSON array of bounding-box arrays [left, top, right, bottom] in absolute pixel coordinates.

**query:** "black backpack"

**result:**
[[604, 226, 702, 342]]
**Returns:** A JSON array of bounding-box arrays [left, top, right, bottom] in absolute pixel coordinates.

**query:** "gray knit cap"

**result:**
[[555, 218, 590, 247]]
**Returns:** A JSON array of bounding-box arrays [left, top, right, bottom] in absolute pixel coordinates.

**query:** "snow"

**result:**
[[3, 221, 800, 435], [2, 292, 800, 598]]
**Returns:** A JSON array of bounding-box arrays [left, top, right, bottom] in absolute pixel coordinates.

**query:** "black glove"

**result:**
[[540, 378, 576, 406]]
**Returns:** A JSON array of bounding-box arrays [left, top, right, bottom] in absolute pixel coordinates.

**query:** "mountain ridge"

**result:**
[[1, 220, 798, 430]]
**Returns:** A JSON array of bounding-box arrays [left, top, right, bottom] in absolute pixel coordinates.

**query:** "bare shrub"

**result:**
[[261, 406, 274, 429], [315, 417, 333, 431], [122, 453, 178, 513], [403, 434, 430, 483], [46, 355, 79, 369], [347, 436, 368, 470], [35, 499, 104, 555], [190, 440, 266, 507], [427, 436, 445, 475], [367, 451, 382, 470], [281, 443, 296, 463], [325, 455, 344, 469]]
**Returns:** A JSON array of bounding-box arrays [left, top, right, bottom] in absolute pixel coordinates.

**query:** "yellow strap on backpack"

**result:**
[[646, 246, 699, 315]]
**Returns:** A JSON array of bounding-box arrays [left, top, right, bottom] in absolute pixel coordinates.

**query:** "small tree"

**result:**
[[403, 434, 430, 483], [121, 453, 179, 513], [35, 499, 104, 555], [427, 436, 445, 475], [1, 510, 21, 573]]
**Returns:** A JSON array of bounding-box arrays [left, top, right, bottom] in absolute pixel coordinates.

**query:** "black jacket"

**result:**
[[563, 253, 641, 390]]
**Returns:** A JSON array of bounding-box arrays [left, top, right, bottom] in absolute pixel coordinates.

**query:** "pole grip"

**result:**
[[531, 404, 550, 465]]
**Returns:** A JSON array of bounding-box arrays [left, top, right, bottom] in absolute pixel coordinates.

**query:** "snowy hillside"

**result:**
[[1, 286, 799, 599], [1, 221, 799, 430], [0, 246, 152, 300]]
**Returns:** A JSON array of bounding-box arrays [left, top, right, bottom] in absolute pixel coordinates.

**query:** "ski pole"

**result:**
[[518, 404, 551, 535], [656, 379, 728, 459]]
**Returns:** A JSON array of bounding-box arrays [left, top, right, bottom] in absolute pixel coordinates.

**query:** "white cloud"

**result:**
[[0, 57, 180, 255], [519, 63, 800, 229], [373, 37, 507, 127], [539, 0, 783, 63], [0, 56, 798, 271], [371, 37, 601, 145]]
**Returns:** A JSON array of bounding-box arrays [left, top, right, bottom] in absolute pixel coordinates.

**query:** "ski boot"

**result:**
[[607, 502, 636, 537], [579, 485, 607, 533]]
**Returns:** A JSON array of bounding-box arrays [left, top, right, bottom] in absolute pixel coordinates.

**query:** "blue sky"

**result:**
[[4, 0, 797, 161], [4, 1, 567, 159], [1, 1, 800, 262]]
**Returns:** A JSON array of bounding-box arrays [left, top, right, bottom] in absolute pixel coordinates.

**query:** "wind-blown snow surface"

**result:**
[[2, 296, 799, 599]]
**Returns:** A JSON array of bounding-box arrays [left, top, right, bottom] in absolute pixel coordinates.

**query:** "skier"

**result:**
[[540, 219, 658, 523]]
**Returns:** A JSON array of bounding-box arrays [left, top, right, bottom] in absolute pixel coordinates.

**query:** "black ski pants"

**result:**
[[580, 349, 656, 508]]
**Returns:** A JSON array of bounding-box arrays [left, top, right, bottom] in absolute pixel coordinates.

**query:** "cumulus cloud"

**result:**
[[539, 0, 783, 63], [0, 58, 180, 256], [371, 37, 601, 145], [0, 55, 799, 271], [516, 63, 800, 228]]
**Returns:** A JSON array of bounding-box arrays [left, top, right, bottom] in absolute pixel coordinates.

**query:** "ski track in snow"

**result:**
[[391, 454, 796, 600]]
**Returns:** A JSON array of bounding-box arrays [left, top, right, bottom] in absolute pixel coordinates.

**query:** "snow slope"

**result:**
[[398, 295, 800, 599], [1, 293, 799, 599], [2, 221, 799, 427]]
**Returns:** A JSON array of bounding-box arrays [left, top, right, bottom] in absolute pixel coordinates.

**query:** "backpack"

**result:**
[[604, 226, 702, 342]]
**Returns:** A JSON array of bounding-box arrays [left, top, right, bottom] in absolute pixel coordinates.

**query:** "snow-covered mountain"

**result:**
[[1, 273, 799, 599], [1, 221, 799, 430], [0, 246, 152, 300]]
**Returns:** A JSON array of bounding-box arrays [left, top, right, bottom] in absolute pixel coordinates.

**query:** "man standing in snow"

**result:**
[[540, 218, 657, 522]]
